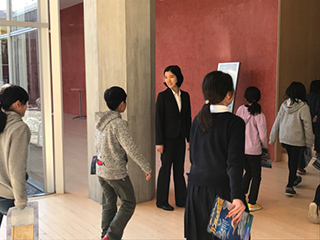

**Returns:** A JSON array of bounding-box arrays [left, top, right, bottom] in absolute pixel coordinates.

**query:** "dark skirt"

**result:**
[[185, 184, 248, 240], [184, 184, 232, 240]]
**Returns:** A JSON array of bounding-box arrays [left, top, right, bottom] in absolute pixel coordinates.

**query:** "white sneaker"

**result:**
[[312, 157, 320, 171], [308, 202, 320, 224]]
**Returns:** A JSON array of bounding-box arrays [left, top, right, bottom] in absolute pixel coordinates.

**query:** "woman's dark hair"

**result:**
[[284, 82, 306, 103], [197, 71, 234, 131], [245, 86, 261, 116], [309, 79, 320, 93], [163, 65, 184, 87], [0, 85, 29, 133]]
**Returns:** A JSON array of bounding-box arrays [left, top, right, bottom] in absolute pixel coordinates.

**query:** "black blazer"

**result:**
[[156, 88, 191, 145]]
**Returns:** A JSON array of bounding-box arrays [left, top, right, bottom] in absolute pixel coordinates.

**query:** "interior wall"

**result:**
[[60, 0, 279, 158], [277, 0, 320, 161], [156, 0, 279, 157], [60, 3, 86, 116]]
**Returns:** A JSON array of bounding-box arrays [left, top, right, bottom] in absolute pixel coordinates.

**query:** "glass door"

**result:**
[[0, 0, 55, 195], [13, 27, 45, 194]]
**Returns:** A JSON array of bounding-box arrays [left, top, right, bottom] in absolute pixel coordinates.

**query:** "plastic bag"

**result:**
[[261, 148, 272, 168]]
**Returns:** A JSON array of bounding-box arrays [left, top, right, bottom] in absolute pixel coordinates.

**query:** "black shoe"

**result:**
[[176, 203, 185, 208], [285, 187, 296, 196], [293, 176, 302, 186], [157, 204, 174, 211]]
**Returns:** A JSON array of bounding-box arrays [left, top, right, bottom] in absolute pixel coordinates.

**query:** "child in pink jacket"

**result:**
[[236, 86, 268, 212]]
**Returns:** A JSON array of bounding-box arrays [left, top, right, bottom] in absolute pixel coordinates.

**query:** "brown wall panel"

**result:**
[[277, 0, 320, 160]]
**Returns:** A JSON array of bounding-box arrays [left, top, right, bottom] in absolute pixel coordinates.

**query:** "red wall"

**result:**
[[156, 0, 278, 155], [60, 3, 86, 116], [60, 1, 279, 155]]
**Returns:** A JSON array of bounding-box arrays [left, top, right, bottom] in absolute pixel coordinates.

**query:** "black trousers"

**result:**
[[314, 184, 320, 205], [298, 147, 307, 169], [315, 132, 320, 154], [312, 123, 320, 153], [281, 143, 304, 187], [156, 137, 186, 206], [0, 197, 14, 227], [242, 154, 262, 205]]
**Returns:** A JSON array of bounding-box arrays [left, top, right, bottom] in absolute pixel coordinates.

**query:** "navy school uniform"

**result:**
[[185, 112, 247, 240]]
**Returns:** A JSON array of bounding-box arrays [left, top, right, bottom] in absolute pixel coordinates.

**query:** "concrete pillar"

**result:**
[[84, 0, 155, 203]]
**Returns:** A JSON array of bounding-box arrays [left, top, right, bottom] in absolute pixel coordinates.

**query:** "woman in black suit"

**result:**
[[156, 65, 191, 211]]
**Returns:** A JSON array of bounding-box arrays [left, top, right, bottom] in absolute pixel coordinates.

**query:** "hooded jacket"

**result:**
[[269, 99, 313, 148], [236, 105, 268, 155], [0, 111, 30, 210], [95, 111, 151, 180]]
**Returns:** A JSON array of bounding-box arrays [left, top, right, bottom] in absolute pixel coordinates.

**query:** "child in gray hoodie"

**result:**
[[95, 86, 152, 240], [269, 82, 313, 196], [0, 85, 30, 227]]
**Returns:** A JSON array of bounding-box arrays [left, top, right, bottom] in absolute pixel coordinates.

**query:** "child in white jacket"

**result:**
[[0, 85, 30, 227], [269, 82, 313, 196]]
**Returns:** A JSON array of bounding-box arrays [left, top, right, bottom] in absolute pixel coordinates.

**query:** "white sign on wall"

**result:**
[[217, 62, 240, 112]]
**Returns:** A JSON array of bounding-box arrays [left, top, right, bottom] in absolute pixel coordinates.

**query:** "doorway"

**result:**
[[0, 0, 55, 195]]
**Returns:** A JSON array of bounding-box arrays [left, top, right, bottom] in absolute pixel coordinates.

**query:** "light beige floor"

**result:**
[[0, 113, 319, 239]]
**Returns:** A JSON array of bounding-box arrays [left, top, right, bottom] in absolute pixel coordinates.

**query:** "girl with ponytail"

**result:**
[[0, 85, 30, 227], [185, 71, 246, 240], [236, 86, 268, 212]]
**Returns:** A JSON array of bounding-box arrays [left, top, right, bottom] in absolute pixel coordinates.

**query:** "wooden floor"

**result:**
[[1, 113, 320, 239]]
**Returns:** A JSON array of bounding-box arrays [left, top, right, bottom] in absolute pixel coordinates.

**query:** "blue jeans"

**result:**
[[98, 176, 136, 240], [0, 197, 14, 226]]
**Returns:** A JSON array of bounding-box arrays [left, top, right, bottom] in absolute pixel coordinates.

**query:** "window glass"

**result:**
[[11, 28, 44, 193], [1, 0, 53, 195], [0, 26, 9, 87], [0, 2, 7, 20], [11, 0, 38, 22], [11, 28, 40, 102]]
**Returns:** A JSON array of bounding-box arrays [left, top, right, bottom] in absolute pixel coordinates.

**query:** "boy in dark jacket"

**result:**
[[306, 79, 320, 159]]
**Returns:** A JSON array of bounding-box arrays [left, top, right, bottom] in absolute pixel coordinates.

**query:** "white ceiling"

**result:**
[[60, 0, 83, 10]]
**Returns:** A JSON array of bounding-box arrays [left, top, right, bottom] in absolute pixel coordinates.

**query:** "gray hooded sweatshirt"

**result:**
[[269, 99, 313, 148], [95, 111, 151, 180], [0, 111, 30, 210]]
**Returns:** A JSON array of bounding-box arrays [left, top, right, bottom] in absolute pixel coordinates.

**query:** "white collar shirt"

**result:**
[[210, 105, 230, 113], [171, 89, 182, 112]]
